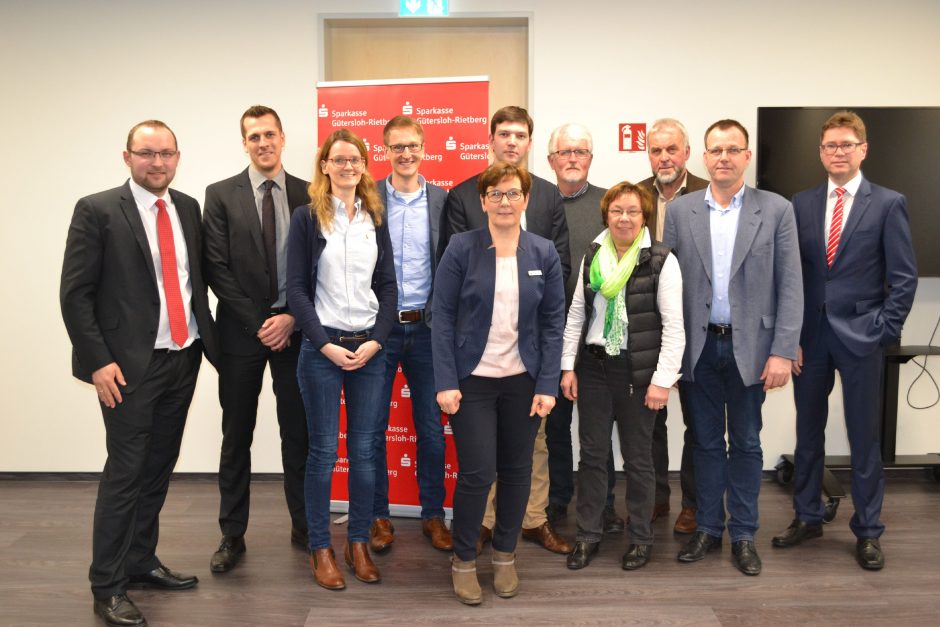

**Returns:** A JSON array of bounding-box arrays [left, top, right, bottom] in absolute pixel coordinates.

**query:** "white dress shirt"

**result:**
[[315, 196, 380, 332], [562, 228, 684, 388], [128, 179, 198, 350]]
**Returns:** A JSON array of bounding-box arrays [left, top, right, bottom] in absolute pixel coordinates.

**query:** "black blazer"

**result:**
[[438, 171, 571, 282], [60, 181, 219, 393], [203, 168, 310, 355]]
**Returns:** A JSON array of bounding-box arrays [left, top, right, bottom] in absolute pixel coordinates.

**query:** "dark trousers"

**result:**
[[546, 390, 617, 509], [793, 317, 886, 538], [651, 383, 697, 508], [684, 332, 766, 542], [449, 374, 541, 561], [90, 344, 202, 599], [373, 321, 446, 520], [574, 355, 657, 544], [217, 336, 307, 537]]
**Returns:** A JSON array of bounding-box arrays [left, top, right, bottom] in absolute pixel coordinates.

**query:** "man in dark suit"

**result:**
[[202, 105, 311, 573], [440, 105, 572, 555], [368, 116, 452, 553], [638, 118, 709, 535], [663, 119, 803, 576], [772, 111, 917, 570], [61, 120, 219, 627]]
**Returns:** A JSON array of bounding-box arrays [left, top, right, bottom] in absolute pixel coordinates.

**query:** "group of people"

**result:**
[[60, 104, 917, 623]]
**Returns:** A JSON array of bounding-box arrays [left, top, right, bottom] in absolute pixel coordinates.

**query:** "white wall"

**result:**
[[1, 0, 938, 472]]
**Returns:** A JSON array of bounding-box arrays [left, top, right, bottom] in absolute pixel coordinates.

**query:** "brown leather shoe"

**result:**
[[673, 506, 697, 534], [476, 525, 492, 556], [309, 548, 345, 590], [344, 541, 381, 583], [521, 521, 572, 554], [369, 518, 395, 553], [422, 517, 454, 551], [651, 503, 671, 522]]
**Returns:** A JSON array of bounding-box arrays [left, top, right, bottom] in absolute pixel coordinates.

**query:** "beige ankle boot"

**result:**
[[451, 556, 482, 605], [492, 550, 519, 598]]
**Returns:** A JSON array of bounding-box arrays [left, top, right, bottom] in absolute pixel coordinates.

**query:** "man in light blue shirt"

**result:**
[[369, 116, 453, 553], [663, 119, 802, 577]]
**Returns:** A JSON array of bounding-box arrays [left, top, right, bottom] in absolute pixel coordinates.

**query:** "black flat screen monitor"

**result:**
[[757, 106, 939, 277]]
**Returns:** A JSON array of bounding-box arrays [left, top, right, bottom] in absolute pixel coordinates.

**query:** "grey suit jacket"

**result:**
[[378, 176, 447, 325], [662, 185, 803, 386]]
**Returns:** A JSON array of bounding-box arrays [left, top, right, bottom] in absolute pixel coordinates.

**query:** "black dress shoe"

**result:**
[[128, 564, 198, 590], [210, 535, 246, 573], [772, 518, 823, 548], [621, 544, 651, 570], [603, 505, 625, 534], [290, 526, 308, 549], [677, 531, 722, 562], [545, 502, 568, 525], [93, 594, 146, 626], [856, 538, 885, 570], [566, 540, 599, 570], [731, 540, 762, 576]]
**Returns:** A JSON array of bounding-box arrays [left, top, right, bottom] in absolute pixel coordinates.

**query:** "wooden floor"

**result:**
[[1, 473, 938, 626]]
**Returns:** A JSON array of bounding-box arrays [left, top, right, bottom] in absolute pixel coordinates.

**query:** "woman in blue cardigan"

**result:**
[[433, 162, 566, 604], [286, 129, 397, 591]]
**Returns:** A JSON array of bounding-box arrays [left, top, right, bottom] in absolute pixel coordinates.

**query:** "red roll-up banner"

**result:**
[[316, 76, 490, 517]]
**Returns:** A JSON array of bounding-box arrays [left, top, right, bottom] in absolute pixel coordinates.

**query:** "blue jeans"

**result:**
[[372, 321, 446, 520], [297, 330, 386, 550], [683, 332, 766, 542]]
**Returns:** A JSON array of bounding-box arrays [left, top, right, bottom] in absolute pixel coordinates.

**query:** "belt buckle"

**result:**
[[397, 309, 422, 324]]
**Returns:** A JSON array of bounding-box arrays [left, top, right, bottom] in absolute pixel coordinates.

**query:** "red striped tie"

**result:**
[[826, 187, 846, 267], [155, 199, 189, 347]]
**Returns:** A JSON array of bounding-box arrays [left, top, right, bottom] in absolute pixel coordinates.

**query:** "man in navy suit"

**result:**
[[368, 116, 453, 554], [772, 111, 917, 570]]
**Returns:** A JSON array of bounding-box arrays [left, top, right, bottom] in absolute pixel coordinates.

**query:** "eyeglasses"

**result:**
[[820, 142, 863, 155], [325, 156, 364, 168], [484, 189, 525, 203], [705, 146, 747, 158], [130, 150, 178, 161], [608, 208, 643, 219], [387, 143, 423, 154], [552, 148, 592, 159]]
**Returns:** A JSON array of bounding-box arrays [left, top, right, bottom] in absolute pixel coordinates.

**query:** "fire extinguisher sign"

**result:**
[[619, 123, 647, 152]]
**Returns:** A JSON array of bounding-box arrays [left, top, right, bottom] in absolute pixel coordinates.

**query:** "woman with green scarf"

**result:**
[[559, 181, 685, 571]]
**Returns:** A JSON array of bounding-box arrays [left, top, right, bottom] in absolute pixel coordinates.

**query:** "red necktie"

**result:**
[[155, 199, 189, 347], [826, 187, 846, 267]]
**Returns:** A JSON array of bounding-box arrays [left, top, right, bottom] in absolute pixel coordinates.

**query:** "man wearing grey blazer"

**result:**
[[663, 119, 802, 576]]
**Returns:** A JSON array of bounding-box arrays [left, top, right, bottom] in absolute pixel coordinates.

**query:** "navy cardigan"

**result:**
[[286, 203, 397, 349]]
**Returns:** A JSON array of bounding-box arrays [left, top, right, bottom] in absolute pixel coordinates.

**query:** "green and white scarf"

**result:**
[[589, 227, 646, 355]]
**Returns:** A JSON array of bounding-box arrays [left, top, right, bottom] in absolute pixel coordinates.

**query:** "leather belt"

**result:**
[[269, 306, 288, 316], [708, 323, 732, 336], [329, 330, 371, 343], [153, 340, 199, 356], [585, 344, 626, 360], [397, 309, 424, 324]]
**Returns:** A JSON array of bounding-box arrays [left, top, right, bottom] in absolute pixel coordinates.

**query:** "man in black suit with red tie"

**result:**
[[772, 111, 918, 570], [202, 106, 311, 573], [61, 120, 219, 627]]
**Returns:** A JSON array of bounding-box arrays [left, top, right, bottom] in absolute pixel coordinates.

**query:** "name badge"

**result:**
[[528, 270, 542, 276]]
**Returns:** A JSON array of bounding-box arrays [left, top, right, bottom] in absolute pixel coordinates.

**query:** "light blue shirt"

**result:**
[[385, 176, 432, 310], [705, 184, 745, 325]]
